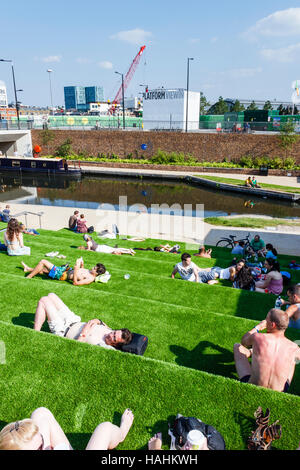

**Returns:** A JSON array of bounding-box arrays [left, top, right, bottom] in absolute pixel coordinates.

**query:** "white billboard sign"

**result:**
[[142, 88, 200, 131], [0, 81, 8, 107]]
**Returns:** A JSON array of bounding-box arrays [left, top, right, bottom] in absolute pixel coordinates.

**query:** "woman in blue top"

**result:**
[[265, 244, 277, 260]]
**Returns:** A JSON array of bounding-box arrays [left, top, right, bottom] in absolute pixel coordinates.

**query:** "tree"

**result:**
[[232, 100, 245, 112], [263, 100, 273, 111], [247, 101, 258, 110], [213, 96, 228, 115], [40, 129, 55, 155], [278, 122, 299, 160], [200, 92, 210, 115]]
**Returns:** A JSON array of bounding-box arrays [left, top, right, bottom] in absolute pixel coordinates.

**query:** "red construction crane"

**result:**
[[108, 45, 146, 114]]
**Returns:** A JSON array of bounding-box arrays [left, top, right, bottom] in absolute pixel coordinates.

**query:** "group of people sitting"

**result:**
[[68, 210, 93, 234], [245, 176, 261, 188]]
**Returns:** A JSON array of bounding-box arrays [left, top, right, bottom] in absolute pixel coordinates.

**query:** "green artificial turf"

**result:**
[[0, 228, 299, 450]]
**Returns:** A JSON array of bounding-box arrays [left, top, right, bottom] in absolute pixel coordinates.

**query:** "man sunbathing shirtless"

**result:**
[[33, 293, 133, 350], [22, 257, 106, 286], [234, 308, 300, 392]]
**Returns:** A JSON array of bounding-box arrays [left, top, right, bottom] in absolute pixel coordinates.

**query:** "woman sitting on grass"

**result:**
[[4, 218, 30, 256], [0, 407, 134, 450], [76, 214, 88, 233], [255, 259, 283, 295], [265, 244, 278, 260], [232, 260, 255, 291]]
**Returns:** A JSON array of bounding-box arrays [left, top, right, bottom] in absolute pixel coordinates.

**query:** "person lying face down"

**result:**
[[33, 293, 133, 350], [78, 234, 135, 256]]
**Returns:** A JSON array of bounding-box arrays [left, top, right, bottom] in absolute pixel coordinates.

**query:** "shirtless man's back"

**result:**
[[234, 308, 300, 392]]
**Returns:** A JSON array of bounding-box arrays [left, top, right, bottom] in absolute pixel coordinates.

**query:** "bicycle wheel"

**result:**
[[216, 239, 234, 249]]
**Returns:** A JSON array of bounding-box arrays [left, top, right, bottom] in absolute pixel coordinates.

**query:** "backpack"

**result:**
[[87, 226, 94, 233], [169, 415, 226, 450]]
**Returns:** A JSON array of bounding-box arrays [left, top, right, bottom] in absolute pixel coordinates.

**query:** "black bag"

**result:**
[[120, 333, 148, 356], [87, 226, 94, 233], [170, 415, 226, 450]]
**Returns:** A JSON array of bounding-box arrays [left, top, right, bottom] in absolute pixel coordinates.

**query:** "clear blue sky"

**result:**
[[2, 0, 300, 108]]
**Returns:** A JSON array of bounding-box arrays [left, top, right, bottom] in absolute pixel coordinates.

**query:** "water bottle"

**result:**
[[275, 296, 282, 309], [124, 274, 130, 280]]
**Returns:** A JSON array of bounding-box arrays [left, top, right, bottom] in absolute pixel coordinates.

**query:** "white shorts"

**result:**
[[96, 244, 115, 254], [47, 305, 81, 337]]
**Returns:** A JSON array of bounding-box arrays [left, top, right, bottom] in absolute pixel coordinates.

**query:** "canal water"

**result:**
[[0, 173, 299, 219]]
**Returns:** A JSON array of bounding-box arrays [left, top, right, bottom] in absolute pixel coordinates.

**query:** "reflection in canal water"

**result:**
[[0, 174, 299, 218]]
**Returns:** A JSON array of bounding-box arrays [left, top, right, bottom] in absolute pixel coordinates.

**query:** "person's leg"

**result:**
[[34, 295, 62, 331], [255, 287, 266, 293], [233, 343, 252, 379], [148, 432, 162, 450], [85, 409, 134, 450], [24, 259, 53, 278], [30, 407, 72, 450]]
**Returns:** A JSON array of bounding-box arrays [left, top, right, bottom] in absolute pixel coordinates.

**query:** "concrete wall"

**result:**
[[0, 130, 32, 156], [32, 129, 300, 163]]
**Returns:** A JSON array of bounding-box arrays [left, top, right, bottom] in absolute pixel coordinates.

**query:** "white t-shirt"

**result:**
[[218, 267, 232, 280], [175, 262, 199, 282]]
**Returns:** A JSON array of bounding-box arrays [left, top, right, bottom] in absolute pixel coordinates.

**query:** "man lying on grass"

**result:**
[[22, 257, 106, 286], [234, 308, 300, 393], [0, 406, 134, 450], [33, 293, 133, 350], [171, 253, 219, 284]]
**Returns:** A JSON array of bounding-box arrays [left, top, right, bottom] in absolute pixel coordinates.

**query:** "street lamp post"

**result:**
[[185, 57, 194, 133], [47, 69, 54, 116], [0, 59, 20, 129], [115, 71, 125, 130]]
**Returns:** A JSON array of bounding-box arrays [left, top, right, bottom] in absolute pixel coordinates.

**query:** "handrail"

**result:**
[[1, 210, 44, 229]]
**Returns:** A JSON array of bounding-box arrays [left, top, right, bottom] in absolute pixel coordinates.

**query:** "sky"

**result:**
[[2, 0, 300, 108]]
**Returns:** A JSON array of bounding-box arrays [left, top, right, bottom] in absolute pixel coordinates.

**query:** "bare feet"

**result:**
[[130, 249, 135, 256], [21, 261, 32, 273], [119, 409, 134, 442], [148, 432, 162, 450]]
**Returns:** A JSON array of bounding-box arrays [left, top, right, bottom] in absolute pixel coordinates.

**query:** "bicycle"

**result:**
[[216, 233, 252, 252]]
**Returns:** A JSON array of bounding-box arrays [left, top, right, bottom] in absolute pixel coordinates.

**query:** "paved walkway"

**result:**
[[80, 165, 300, 189]]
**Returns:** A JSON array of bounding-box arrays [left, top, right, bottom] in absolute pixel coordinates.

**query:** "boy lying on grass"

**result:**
[[0, 407, 134, 450], [33, 293, 133, 350], [234, 308, 300, 393], [22, 257, 106, 286]]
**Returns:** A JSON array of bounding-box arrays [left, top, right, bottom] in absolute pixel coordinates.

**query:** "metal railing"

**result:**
[[0, 210, 44, 230], [1, 119, 300, 133]]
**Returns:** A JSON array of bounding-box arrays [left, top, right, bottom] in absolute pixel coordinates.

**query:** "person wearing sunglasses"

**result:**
[[0, 407, 134, 450]]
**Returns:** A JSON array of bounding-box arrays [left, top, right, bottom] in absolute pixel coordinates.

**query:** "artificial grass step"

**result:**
[[0, 265, 274, 321], [15, 235, 300, 285], [0, 321, 299, 450], [1, 276, 299, 394]]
